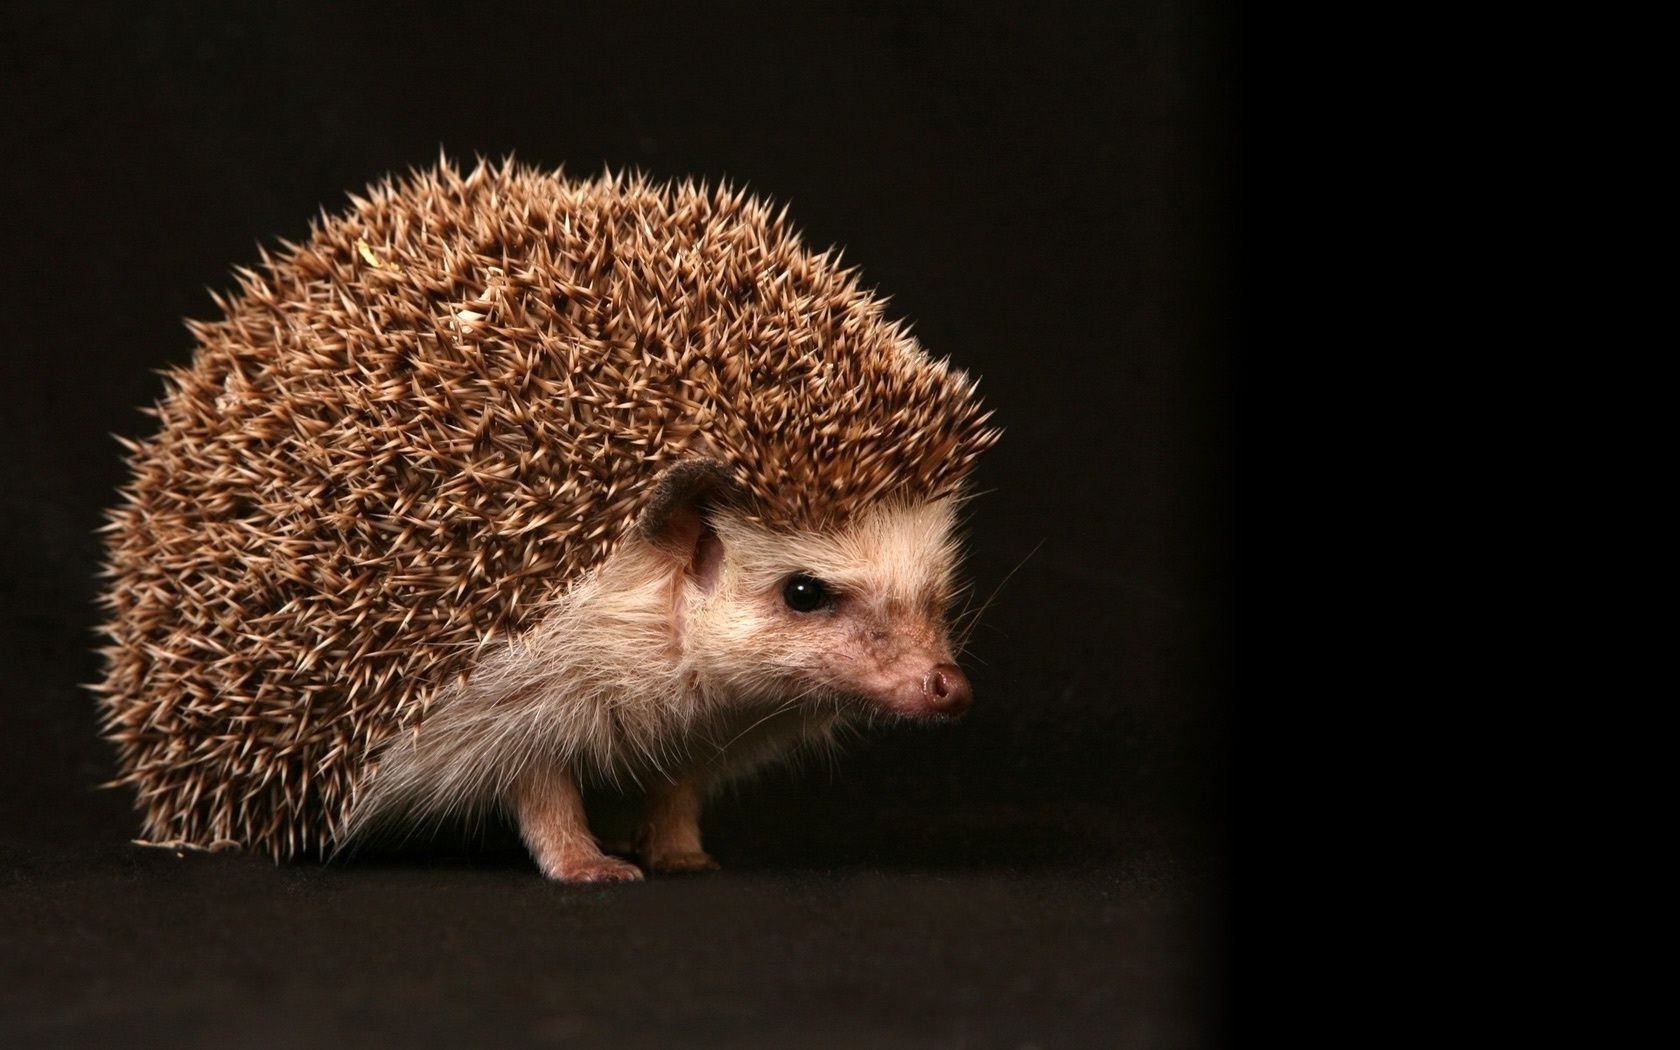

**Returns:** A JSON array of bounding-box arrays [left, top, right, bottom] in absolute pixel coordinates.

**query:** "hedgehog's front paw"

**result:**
[[646, 850, 720, 875], [555, 856, 645, 883]]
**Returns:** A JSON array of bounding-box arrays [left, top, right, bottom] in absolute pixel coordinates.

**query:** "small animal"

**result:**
[[95, 158, 998, 880]]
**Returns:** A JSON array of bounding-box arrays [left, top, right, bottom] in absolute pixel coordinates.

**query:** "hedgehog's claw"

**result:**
[[556, 856, 645, 883]]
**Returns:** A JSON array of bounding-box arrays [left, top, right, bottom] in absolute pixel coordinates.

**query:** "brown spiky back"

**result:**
[[94, 157, 998, 859]]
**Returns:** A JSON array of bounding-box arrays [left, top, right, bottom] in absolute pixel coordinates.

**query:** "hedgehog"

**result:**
[[93, 156, 998, 881]]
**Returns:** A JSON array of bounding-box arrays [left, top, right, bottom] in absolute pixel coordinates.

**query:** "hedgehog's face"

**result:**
[[675, 499, 973, 720]]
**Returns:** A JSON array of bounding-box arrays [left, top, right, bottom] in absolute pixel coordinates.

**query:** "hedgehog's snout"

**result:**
[[921, 662, 973, 718]]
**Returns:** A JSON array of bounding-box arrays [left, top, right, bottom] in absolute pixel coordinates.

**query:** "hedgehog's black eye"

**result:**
[[782, 574, 831, 613]]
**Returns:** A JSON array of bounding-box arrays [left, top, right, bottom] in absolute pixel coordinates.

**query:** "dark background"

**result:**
[[1, 1, 1235, 1045]]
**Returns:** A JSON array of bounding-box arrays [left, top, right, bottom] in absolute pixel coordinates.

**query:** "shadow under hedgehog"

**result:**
[[94, 157, 999, 881]]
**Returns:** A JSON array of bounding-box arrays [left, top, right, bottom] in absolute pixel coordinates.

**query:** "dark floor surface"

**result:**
[[3, 801, 1220, 1049]]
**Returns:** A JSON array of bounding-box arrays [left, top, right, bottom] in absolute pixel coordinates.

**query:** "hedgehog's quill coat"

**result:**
[[95, 157, 997, 864]]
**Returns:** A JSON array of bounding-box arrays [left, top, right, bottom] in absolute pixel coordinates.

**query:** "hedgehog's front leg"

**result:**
[[640, 772, 719, 875], [514, 762, 643, 882]]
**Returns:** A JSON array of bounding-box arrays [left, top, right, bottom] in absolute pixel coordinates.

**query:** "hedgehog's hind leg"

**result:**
[[639, 771, 719, 875], [514, 762, 643, 882]]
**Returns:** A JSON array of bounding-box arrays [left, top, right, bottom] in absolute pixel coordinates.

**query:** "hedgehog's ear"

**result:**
[[636, 459, 743, 588]]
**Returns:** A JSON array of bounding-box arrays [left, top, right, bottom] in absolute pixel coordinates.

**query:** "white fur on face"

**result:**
[[691, 498, 963, 715]]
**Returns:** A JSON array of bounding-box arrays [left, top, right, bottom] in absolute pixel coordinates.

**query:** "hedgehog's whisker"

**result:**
[[954, 537, 1044, 654]]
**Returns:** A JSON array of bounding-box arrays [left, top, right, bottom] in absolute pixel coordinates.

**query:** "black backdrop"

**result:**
[[1, 2, 1235, 1045]]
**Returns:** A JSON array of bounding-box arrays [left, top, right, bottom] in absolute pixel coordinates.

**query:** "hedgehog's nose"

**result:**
[[923, 663, 972, 716]]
